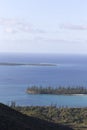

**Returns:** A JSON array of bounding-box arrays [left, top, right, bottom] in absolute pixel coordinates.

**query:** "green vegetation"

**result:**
[[0, 103, 73, 130], [1, 101, 87, 130], [14, 105, 87, 130], [26, 86, 87, 95]]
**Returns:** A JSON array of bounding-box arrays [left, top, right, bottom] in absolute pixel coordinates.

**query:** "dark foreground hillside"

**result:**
[[0, 103, 73, 130]]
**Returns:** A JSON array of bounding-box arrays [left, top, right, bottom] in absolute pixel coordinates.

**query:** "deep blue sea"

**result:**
[[0, 53, 87, 107]]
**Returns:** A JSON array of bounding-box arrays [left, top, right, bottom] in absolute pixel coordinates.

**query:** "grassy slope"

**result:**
[[0, 103, 73, 130], [15, 106, 87, 130]]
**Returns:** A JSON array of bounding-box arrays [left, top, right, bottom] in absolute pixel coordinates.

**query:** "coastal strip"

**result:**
[[26, 86, 87, 95], [0, 62, 56, 66]]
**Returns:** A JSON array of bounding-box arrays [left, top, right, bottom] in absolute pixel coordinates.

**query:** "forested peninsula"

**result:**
[[26, 86, 87, 95]]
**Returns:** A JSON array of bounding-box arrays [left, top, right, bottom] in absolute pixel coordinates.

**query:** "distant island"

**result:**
[[26, 86, 87, 95], [0, 62, 56, 66]]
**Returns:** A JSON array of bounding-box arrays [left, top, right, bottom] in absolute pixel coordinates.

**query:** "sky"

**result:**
[[0, 0, 87, 54]]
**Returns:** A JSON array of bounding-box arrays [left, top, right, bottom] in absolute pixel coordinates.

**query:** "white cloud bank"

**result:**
[[60, 24, 87, 30], [0, 18, 45, 34]]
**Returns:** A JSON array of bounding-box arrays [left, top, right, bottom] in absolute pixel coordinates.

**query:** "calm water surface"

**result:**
[[0, 53, 87, 107]]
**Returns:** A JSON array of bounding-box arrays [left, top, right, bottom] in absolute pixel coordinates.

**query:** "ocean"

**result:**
[[0, 53, 87, 107]]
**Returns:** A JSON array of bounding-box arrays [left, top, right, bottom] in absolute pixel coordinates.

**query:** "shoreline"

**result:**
[[71, 94, 87, 96], [27, 93, 87, 96], [0, 62, 56, 66]]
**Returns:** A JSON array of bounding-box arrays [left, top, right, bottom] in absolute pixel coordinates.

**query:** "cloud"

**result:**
[[33, 36, 82, 44], [4, 27, 17, 33], [0, 18, 18, 26], [18, 23, 45, 34], [0, 18, 45, 34], [60, 24, 87, 30]]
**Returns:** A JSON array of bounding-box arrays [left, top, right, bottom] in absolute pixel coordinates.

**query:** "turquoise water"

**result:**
[[0, 53, 87, 107], [1, 85, 87, 107]]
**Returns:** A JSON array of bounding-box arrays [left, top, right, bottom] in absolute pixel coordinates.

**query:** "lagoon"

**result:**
[[1, 84, 87, 107], [0, 53, 87, 107]]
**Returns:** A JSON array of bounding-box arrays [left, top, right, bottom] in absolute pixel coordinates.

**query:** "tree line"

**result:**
[[26, 86, 87, 95]]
